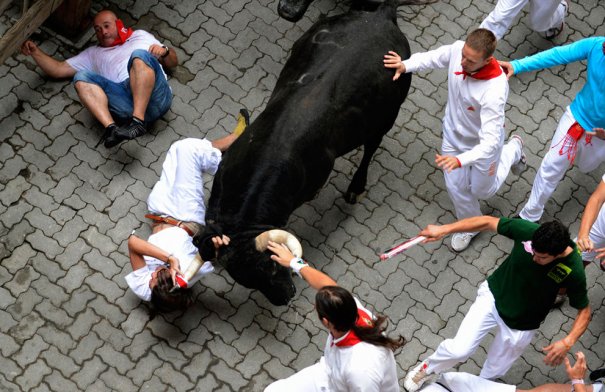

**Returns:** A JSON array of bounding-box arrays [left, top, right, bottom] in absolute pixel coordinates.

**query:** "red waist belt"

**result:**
[[145, 214, 194, 237]]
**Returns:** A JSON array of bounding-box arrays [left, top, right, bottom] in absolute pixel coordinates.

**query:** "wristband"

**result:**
[[562, 337, 573, 350], [161, 45, 170, 58], [455, 157, 462, 168], [289, 257, 309, 277], [571, 379, 584, 385]]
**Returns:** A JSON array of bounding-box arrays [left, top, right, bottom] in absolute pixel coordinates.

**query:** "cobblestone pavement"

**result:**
[[1, 0, 604, 391]]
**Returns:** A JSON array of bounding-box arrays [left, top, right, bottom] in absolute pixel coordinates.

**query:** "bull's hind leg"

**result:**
[[344, 138, 382, 204]]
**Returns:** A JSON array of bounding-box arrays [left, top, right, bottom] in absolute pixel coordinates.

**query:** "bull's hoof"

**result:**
[[344, 190, 365, 204], [397, 0, 438, 4]]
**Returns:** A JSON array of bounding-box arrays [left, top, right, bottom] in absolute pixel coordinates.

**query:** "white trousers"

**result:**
[[443, 138, 521, 220], [480, 0, 566, 39], [520, 107, 605, 222], [147, 138, 220, 225], [420, 372, 515, 392], [426, 281, 536, 380], [264, 362, 329, 392], [577, 204, 605, 264]]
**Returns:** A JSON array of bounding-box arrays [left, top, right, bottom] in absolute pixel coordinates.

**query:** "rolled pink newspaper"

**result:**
[[380, 236, 427, 261]]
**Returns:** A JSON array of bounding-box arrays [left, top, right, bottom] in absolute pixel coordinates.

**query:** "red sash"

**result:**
[[553, 122, 592, 164], [455, 58, 503, 80], [333, 308, 374, 348], [109, 19, 133, 47]]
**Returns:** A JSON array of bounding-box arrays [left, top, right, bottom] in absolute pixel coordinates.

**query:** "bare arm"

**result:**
[[127, 234, 182, 279], [149, 44, 178, 70], [21, 40, 76, 79], [419, 216, 500, 244], [577, 180, 605, 252], [267, 241, 337, 290], [543, 306, 591, 366]]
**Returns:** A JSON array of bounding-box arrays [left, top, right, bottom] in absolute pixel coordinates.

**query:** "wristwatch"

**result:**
[[161, 45, 170, 58]]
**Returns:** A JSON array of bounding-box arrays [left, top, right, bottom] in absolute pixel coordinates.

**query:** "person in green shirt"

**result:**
[[404, 215, 591, 392]]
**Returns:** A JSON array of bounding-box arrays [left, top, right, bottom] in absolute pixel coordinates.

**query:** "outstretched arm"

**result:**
[[543, 306, 591, 366], [267, 241, 337, 290], [420, 216, 499, 244], [21, 40, 76, 79]]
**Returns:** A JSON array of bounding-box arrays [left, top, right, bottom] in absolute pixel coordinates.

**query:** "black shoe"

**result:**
[[104, 117, 147, 148], [590, 368, 605, 382], [96, 123, 118, 148]]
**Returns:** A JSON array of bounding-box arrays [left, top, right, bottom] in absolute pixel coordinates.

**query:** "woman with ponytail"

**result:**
[[264, 241, 405, 392]]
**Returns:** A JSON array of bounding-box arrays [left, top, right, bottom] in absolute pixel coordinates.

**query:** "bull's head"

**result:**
[[216, 229, 302, 306], [278, 0, 313, 22]]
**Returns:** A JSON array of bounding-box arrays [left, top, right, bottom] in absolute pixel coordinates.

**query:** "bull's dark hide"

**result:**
[[199, 0, 412, 305], [278, 0, 438, 23]]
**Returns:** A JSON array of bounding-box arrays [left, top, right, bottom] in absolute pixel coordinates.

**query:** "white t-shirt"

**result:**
[[66, 30, 166, 83], [124, 227, 214, 301]]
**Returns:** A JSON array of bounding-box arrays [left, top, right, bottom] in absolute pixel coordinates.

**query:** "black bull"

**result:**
[[279, 0, 438, 23], [197, 1, 412, 305]]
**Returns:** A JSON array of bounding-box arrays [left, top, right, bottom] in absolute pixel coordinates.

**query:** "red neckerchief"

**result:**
[[553, 122, 592, 164], [333, 308, 374, 348], [109, 19, 133, 47], [454, 58, 503, 80]]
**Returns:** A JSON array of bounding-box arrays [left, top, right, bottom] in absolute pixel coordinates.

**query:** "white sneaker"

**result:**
[[404, 360, 431, 392], [510, 135, 527, 176], [451, 232, 478, 252], [544, 0, 567, 39]]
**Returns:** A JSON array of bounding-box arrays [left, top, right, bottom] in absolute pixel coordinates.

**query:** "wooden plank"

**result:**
[[47, 0, 91, 38], [0, 0, 64, 64]]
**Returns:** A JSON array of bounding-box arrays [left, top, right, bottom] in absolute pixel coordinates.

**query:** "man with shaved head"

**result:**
[[21, 10, 178, 148]]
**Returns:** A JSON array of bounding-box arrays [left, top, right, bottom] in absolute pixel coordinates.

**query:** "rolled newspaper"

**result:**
[[380, 236, 426, 261]]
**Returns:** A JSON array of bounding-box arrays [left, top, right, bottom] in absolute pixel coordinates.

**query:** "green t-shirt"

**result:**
[[487, 218, 589, 330]]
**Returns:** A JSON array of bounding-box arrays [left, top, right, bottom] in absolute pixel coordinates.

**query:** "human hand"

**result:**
[[576, 236, 594, 252], [589, 128, 605, 140], [435, 154, 461, 173], [383, 51, 406, 81], [565, 351, 587, 381], [21, 40, 38, 56], [497, 60, 515, 79], [167, 255, 182, 285], [212, 235, 230, 249], [543, 338, 572, 366], [267, 241, 295, 268], [148, 44, 168, 59], [419, 224, 448, 243]]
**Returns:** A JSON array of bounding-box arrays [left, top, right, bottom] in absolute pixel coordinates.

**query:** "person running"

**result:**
[[499, 37, 605, 222], [480, 0, 568, 40], [384, 28, 526, 251], [404, 215, 590, 392], [264, 241, 405, 392]]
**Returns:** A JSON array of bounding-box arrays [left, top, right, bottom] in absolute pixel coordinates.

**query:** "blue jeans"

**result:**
[[73, 49, 172, 124]]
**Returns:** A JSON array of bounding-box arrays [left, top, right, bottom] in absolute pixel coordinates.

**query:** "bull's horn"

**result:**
[[182, 254, 204, 283], [255, 230, 303, 258]]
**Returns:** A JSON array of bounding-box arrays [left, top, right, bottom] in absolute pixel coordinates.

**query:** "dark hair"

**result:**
[[315, 286, 405, 352], [150, 268, 194, 312], [532, 220, 570, 256], [465, 28, 497, 59]]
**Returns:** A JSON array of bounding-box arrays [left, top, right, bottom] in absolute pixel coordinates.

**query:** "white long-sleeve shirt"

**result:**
[[403, 40, 508, 170], [320, 299, 399, 392]]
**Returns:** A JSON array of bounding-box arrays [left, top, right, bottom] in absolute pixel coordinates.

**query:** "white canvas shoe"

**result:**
[[404, 360, 431, 392], [451, 232, 478, 252]]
